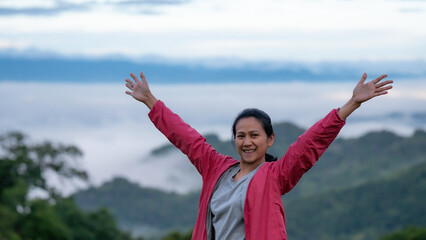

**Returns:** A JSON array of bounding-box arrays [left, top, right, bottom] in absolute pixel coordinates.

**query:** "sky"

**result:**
[[0, 0, 425, 61], [1, 0, 425, 194]]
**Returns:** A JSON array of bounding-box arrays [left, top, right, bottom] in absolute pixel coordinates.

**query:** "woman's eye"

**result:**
[[251, 134, 258, 137]]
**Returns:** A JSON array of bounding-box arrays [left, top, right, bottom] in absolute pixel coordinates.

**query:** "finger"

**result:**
[[375, 80, 393, 88], [375, 85, 393, 92], [358, 72, 367, 84], [125, 91, 133, 95], [125, 83, 133, 91], [373, 74, 388, 84], [140, 72, 148, 85], [125, 78, 134, 86], [130, 73, 141, 83], [374, 91, 388, 97]]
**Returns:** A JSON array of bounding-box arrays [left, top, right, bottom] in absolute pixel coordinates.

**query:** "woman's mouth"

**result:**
[[243, 149, 256, 153]]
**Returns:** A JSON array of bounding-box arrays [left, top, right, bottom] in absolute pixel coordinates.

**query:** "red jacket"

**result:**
[[149, 100, 345, 240]]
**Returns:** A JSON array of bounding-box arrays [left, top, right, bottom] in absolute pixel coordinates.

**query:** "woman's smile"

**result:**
[[242, 149, 256, 153], [235, 117, 274, 165]]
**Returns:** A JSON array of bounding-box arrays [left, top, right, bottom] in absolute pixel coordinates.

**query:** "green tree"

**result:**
[[0, 131, 87, 202], [161, 229, 192, 240], [18, 199, 72, 240], [0, 131, 88, 239], [379, 226, 426, 240], [0, 131, 140, 240]]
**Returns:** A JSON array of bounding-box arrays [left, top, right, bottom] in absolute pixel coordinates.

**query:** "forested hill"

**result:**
[[73, 177, 199, 233], [73, 125, 426, 239], [73, 161, 426, 240], [151, 122, 426, 199], [285, 161, 426, 240]]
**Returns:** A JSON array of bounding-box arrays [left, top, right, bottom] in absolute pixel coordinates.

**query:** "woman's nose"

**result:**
[[243, 137, 252, 146]]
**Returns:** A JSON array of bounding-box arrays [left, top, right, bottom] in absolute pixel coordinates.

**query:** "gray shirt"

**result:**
[[209, 163, 263, 240]]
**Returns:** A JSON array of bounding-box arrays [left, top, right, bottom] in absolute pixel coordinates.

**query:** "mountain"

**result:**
[[73, 161, 426, 240], [0, 56, 352, 83], [285, 161, 426, 240], [72, 125, 426, 239], [151, 123, 426, 199], [151, 121, 306, 160], [73, 177, 200, 238], [1, 55, 425, 83]]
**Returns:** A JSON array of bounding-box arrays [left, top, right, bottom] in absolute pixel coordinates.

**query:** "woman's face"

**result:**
[[234, 117, 274, 165]]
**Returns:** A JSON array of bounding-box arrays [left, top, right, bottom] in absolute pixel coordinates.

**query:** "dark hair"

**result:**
[[232, 108, 277, 162]]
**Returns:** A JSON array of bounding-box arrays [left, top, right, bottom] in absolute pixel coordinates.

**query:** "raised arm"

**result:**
[[274, 73, 393, 194], [338, 73, 393, 120], [124, 72, 236, 177], [273, 108, 345, 194]]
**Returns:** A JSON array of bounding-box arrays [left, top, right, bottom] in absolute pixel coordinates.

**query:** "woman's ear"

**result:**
[[268, 133, 275, 147]]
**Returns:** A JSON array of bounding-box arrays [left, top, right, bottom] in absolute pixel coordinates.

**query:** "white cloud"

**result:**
[[0, 0, 57, 8], [0, 0, 425, 61], [0, 39, 29, 49]]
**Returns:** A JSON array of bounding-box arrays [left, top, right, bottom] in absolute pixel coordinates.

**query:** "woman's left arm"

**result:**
[[338, 73, 393, 120], [273, 73, 393, 194]]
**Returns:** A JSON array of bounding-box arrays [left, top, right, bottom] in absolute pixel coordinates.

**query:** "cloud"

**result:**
[[115, 0, 189, 6], [399, 7, 424, 13], [0, 1, 90, 16], [0, 40, 29, 49], [0, 0, 190, 16], [1, 0, 425, 61], [1, 79, 425, 194]]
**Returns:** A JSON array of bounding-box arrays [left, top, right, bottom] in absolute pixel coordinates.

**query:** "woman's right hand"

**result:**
[[125, 72, 158, 109]]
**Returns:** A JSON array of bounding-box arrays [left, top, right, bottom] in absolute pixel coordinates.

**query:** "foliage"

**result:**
[[285, 161, 426, 240], [19, 199, 72, 240], [160, 229, 192, 240], [74, 146, 426, 240], [71, 125, 426, 239], [152, 122, 426, 201], [0, 131, 87, 200], [74, 177, 199, 229], [0, 131, 140, 240], [379, 226, 426, 240]]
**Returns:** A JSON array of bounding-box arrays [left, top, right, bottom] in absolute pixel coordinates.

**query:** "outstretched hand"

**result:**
[[352, 73, 393, 104], [338, 73, 393, 120], [125, 72, 157, 109]]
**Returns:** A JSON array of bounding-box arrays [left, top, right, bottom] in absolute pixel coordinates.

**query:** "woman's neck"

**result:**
[[237, 159, 265, 177]]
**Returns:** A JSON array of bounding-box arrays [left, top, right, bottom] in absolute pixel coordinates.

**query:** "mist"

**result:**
[[1, 79, 425, 194]]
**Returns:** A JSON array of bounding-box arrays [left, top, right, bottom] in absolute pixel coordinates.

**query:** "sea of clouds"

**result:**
[[1, 78, 425, 194]]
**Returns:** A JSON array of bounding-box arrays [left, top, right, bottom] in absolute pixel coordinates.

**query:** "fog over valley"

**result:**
[[1, 79, 425, 194]]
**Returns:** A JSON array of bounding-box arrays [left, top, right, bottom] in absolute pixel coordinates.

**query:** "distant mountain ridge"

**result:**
[[73, 162, 426, 240], [285, 161, 426, 240], [1, 55, 425, 83], [151, 121, 426, 199]]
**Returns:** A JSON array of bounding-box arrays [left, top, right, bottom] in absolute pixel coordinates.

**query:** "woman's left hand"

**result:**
[[338, 73, 393, 120], [352, 73, 393, 104]]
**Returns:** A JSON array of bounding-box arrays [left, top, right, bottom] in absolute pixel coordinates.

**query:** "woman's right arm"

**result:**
[[125, 72, 234, 177]]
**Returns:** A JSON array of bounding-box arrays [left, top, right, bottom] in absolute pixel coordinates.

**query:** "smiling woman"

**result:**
[[233, 108, 276, 166], [124, 71, 392, 239]]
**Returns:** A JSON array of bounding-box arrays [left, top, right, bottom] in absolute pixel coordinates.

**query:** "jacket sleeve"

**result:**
[[148, 100, 231, 178], [272, 109, 346, 194]]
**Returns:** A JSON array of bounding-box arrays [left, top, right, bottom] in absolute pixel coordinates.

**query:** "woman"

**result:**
[[124, 72, 393, 240]]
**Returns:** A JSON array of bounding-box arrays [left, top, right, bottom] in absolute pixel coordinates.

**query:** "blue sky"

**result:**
[[1, 0, 425, 62]]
